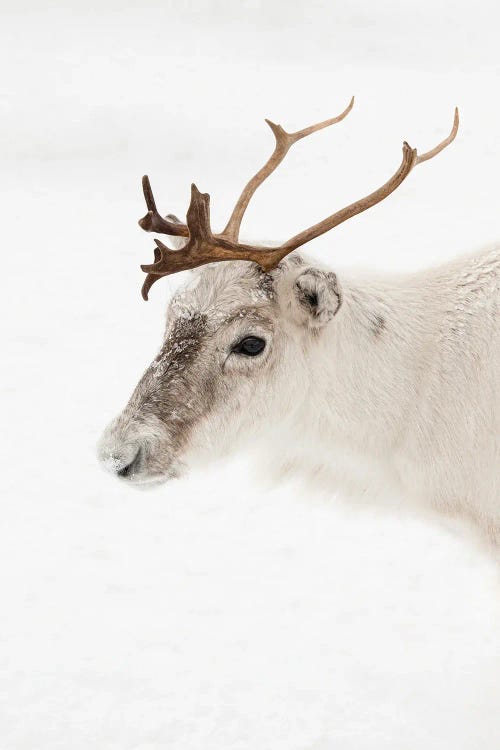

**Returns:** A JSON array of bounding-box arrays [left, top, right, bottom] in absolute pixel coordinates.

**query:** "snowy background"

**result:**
[[2, 1, 500, 748]]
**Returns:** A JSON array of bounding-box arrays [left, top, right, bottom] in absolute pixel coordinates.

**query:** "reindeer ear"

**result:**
[[291, 267, 342, 326]]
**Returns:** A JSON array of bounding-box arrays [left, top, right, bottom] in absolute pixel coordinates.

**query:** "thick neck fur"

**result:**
[[278, 247, 500, 539]]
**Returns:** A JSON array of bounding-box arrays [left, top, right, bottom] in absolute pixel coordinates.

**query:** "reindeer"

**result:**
[[98, 100, 500, 542]]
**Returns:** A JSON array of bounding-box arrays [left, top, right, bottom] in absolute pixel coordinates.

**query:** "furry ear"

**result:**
[[292, 267, 342, 326]]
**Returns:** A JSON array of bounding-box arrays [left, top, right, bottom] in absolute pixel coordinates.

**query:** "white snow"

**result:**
[[1, 2, 500, 749]]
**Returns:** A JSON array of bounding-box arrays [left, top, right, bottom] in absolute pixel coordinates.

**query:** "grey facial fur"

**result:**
[[98, 254, 340, 484], [132, 313, 212, 450]]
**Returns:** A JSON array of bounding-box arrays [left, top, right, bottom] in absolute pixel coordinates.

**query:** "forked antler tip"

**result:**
[[264, 96, 355, 142], [264, 118, 284, 139], [189, 183, 211, 204], [402, 141, 417, 161], [415, 107, 460, 166], [140, 238, 169, 275]]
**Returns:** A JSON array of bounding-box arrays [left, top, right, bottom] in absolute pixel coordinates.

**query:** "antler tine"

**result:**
[[138, 175, 190, 237], [141, 184, 219, 299], [415, 107, 459, 165], [222, 97, 354, 241], [278, 142, 418, 256], [278, 107, 459, 255], [139, 107, 459, 299], [140, 181, 285, 300], [279, 95, 355, 142]]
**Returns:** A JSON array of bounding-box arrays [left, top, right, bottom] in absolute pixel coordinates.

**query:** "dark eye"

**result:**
[[232, 335, 266, 356]]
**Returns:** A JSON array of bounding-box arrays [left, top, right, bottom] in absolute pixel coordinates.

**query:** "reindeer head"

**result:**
[[98, 101, 458, 484]]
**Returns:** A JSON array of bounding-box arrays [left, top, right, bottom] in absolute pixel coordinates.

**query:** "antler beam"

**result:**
[[222, 96, 355, 241], [281, 108, 459, 254], [138, 105, 459, 299], [138, 99, 354, 246]]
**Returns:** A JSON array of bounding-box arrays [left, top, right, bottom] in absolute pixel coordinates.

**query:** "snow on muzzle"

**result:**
[[98, 312, 213, 484]]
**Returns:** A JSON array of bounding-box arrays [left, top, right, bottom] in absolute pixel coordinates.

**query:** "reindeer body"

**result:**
[[273, 246, 500, 536], [98, 104, 500, 541], [100, 245, 500, 540]]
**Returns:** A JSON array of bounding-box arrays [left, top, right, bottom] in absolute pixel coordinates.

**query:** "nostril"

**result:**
[[100, 447, 142, 478], [117, 461, 134, 478], [116, 448, 141, 479]]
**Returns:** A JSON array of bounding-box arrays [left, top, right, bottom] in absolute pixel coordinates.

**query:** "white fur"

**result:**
[[100, 245, 500, 542], [267, 246, 500, 541]]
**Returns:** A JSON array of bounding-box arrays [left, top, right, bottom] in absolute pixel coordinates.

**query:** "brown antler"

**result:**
[[138, 98, 354, 243], [139, 106, 459, 300], [139, 176, 189, 237], [139, 99, 355, 298], [140, 184, 295, 300], [223, 96, 355, 241]]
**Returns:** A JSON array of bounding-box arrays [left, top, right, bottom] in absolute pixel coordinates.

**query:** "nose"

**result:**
[[116, 449, 141, 478], [99, 443, 142, 479]]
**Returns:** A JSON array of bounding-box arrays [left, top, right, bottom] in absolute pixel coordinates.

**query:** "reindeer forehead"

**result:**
[[167, 262, 275, 331]]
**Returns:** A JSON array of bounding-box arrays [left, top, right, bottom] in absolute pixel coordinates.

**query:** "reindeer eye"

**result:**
[[232, 336, 266, 356]]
